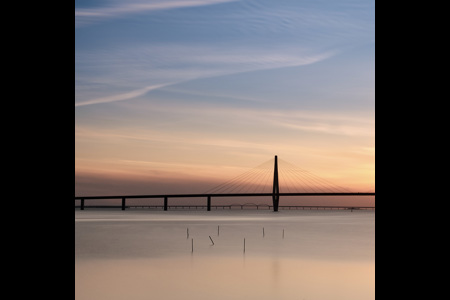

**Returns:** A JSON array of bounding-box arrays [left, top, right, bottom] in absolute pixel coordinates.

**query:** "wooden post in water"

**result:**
[[121, 197, 126, 210], [164, 197, 168, 211], [207, 196, 211, 211], [80, 198, 84, 210]]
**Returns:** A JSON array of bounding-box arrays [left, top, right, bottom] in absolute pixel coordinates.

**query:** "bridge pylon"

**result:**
[[272, 155, 280, 212]]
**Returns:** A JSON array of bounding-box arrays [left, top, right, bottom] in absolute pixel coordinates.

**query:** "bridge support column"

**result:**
[[164, 197, 168, 211], [207, 196, 211, 211], [122, 197, 126, 210], [272, 155, 280, 212], [80, 198, 84, 210]]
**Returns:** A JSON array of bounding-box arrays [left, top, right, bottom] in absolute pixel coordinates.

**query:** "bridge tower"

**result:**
[[273, 155, 280, 212]]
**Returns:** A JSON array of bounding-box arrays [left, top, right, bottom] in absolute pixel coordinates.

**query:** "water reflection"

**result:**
[[75, 210, 374, 300], [76, 255, 374, 300]]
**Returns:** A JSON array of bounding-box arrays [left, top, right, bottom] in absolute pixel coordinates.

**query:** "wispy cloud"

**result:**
[[260, 111, 374, 137], [75, 0, 372, 107], [75, 45, 336, 106], [75, 83, 172, 107], [76, 0, 238, 27], [76, 95, 373, 138]]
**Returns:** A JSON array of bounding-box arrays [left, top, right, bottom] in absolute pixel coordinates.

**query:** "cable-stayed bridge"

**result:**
[[75, 156, 375, 212]]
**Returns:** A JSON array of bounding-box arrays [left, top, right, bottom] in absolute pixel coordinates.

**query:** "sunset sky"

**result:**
[[75, 0, 374, 197]]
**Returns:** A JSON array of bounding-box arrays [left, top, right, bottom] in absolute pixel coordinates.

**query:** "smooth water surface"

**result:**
[[75, 209, 374, 300]]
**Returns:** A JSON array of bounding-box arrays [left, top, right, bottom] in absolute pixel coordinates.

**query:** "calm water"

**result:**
[[75, 209, 374, 300]]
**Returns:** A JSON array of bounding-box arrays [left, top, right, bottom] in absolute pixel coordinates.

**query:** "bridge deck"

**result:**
[[75, 192, 374, 200], [75, 192, 375, 211], [75, 205, 374, 210]]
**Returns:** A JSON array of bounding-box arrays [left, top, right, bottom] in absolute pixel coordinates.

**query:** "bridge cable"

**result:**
[[203, 158, 273, 194], [228, 160, 273, 193], [279, 159, 320, 192], [203, 157, 352, 195], [223, 164, 269, 193], [279, 158, 352, 193]]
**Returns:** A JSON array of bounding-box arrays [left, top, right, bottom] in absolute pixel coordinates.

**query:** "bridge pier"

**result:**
[[164, 197, 168, 211], [80, 198, 84, 210], [207, 196, 211, 211], [122, 197, 126, 210], [272, 155, 280, 212]]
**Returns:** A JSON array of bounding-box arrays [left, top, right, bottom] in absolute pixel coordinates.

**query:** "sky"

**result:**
[[75, 0, 375, 198]]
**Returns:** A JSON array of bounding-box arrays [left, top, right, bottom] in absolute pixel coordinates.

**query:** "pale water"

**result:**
[[75, 209, 374, 300]]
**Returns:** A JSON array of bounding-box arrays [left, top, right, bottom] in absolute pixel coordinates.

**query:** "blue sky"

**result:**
[[75, 0, 375, 196]]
